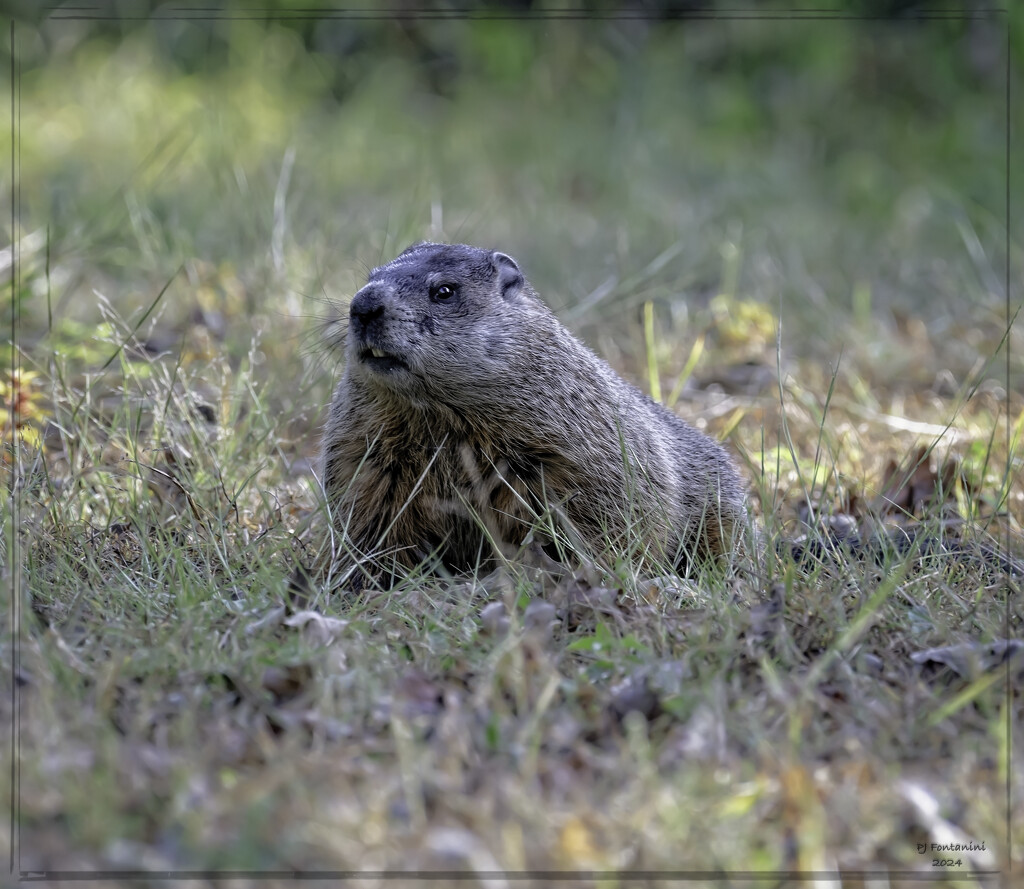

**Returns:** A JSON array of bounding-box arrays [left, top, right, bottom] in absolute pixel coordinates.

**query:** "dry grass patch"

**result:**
[[6, 307, 1021, 877]]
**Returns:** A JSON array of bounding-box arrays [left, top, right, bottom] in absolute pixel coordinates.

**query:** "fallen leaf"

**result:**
[[283, 610, 349, 646]]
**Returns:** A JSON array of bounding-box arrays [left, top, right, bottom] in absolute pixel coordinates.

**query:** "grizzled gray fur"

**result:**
[[319, 242, 747, 588]]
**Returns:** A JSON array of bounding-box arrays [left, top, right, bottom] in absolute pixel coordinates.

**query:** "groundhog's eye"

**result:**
[[430, 283, 457, 302]]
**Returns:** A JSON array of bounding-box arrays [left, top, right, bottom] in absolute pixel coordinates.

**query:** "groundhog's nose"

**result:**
[[349, 285, 386, 332]]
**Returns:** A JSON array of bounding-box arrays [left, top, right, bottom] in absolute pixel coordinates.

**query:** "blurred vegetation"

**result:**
[[4, 4, 1020, 385]]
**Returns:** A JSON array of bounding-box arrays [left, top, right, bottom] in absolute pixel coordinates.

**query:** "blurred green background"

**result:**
[[5, 1, 1022, 409]]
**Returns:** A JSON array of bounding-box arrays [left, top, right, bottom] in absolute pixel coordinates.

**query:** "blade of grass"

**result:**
[[926, 667, 1004, 728], [802, 555, 913, 691], [643, 300, 662, 403], [666, 334, 704, 410], [97, 266, 182, 375]]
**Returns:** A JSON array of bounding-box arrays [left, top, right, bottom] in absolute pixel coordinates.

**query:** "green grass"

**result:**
[[5, 11, 1024, 881]]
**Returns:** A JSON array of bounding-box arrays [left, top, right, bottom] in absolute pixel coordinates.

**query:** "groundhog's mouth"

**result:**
[[359, 347, 408, 373]]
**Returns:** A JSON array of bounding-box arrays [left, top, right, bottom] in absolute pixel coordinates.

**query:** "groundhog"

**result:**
[[315, 242, 747, 590]]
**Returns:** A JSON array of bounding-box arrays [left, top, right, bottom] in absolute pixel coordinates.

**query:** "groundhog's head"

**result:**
[[345, 242, 543, 403]]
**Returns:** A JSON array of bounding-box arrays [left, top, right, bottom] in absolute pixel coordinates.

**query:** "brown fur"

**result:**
[[317, 243, 747, 588]]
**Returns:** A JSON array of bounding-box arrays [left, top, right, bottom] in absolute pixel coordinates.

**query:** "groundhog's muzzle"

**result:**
[[349, 285, 408, 372]]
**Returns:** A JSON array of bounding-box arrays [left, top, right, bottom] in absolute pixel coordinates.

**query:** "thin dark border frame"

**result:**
[[6, 3, 1015, 882]]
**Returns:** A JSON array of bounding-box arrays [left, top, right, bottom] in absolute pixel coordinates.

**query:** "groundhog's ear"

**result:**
[[492, 252, 524, 300]]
